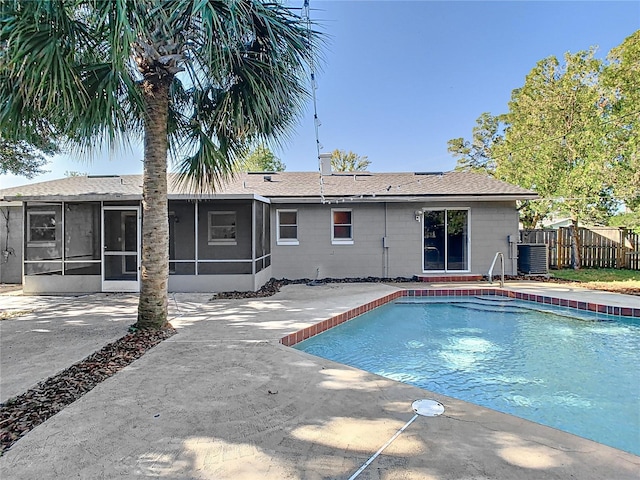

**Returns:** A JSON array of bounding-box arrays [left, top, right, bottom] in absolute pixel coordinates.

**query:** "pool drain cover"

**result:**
[[412, 399, 445, 417]]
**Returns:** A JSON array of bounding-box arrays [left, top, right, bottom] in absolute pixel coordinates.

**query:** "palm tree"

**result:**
[[0, 0, 318, 329]]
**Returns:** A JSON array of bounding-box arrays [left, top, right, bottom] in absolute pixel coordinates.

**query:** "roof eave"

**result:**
[[1, 194, 142, 202], [269, 193, 538, 204], [168, 193, 270, 203], [2, 193, 272, 203]]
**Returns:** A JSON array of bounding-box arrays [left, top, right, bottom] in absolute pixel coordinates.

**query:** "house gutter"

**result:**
[[0, 193, 271, 203], [0, 194, 143, 203], [168, 193, 270, 203], [268, 194, 538, 204]]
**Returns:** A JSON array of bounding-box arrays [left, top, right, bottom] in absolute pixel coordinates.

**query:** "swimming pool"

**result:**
[[294, 296, 640, 455]]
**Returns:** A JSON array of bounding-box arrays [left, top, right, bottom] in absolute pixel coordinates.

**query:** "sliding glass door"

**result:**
[[423, 209, 469, 272]]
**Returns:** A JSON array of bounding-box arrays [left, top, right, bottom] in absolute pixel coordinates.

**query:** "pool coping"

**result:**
[[280, 287, 640, 347]]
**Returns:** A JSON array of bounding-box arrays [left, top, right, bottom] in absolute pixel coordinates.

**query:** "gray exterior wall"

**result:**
[[0, 204, 23, 284], [271, 201, 520, 279], [271, 203, 387, 280], [168, 266, 271, 293], [23, 275, 101, 294], [469, 201, 520, 276]]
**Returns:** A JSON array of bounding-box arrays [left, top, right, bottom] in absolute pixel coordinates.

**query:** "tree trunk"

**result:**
[[136, 81, 170, 330], [570, 221, 581, 270]]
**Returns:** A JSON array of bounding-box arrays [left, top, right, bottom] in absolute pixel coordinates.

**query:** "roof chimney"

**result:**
[[319, 152, 332, 176]]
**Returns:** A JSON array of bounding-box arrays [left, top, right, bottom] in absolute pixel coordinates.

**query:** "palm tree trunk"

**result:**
[[136, 81, 170, 329]]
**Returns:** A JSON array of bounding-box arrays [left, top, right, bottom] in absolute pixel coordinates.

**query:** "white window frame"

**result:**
[[331, 208, 353, 245], [27, 210, 57, 246], [208, 211, 237, 245], [276, 209, 299, 245]]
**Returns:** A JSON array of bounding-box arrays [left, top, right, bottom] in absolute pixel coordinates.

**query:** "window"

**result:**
[[208, 211, 236, 245], [332, 209, 353, 244], [25, 205, 62, 269], [277, 210, 298, 245], [28, 211, 56, 244]]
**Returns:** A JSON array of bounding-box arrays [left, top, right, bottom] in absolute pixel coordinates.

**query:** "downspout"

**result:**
[[251, 201, 256, 291], [61, 202, 65, 276], [383, 203, 389, 278], [251, 201, 256, 275], [194, 202, 199, 275], [0, 207, 8, 281]]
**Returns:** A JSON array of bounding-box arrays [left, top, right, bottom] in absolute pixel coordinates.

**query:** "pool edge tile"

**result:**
[[281, 285, 640, 347]]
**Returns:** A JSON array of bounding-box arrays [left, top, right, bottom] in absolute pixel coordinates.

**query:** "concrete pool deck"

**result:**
[[1, 281, 639, 479]]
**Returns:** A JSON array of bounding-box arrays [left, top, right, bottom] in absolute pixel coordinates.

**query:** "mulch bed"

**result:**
[[0, 327, 176, 455], [213, 275, 639, 299], [213, 276, 418, 299]]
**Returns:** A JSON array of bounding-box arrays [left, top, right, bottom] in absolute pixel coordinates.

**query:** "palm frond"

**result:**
[[1, 0, 322, 190], [168, 0, 320, 190], [173, 126, 241, 194], [0, 0, 148, 151]]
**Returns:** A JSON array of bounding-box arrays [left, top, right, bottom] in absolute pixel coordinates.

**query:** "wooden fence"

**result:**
[[520, 227, 640, 270]]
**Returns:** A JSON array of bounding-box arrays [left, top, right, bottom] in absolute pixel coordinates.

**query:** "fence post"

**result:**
[[619, 228, 627, 269]]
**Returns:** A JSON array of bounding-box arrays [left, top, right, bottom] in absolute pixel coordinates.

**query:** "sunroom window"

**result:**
[[28, 211, 56, 244], [208, 211, 236, 245]]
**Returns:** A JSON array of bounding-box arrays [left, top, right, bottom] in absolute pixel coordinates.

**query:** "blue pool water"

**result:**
[[295, 297, 640, 455]]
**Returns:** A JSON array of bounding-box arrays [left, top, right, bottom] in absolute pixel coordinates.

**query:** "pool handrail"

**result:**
[[488, 251, 505, 287]]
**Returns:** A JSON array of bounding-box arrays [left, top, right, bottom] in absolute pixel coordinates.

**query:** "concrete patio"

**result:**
[[1, 282, 639, 479]]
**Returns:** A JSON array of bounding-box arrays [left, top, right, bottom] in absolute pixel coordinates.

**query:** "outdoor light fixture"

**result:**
[[414, 210, 423, 222]]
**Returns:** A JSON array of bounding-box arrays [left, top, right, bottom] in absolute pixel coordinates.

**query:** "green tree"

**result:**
[[330, 149, 371, 172], [449, 36, 640, 265], [494, 49, 614, 267], [240, 144, 285, 172], [448, 112, 503, 174], [608, 211, 640, 235], [602, 31, 640, 212], [0, 135, 56, 178], [1, 0, 318, 329]]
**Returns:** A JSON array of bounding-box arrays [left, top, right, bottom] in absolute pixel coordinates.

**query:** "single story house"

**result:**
[[0, 157, 537, 294]]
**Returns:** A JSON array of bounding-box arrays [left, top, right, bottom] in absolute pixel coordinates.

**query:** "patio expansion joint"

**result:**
[[441, 414, 598, 454]]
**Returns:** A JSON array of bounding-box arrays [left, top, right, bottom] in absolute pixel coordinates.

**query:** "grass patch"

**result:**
[[552, 268, 639, 283], [551, 269, 640, 295]]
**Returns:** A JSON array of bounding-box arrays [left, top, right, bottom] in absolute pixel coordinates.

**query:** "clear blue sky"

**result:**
[[1, 0, 638, 188]]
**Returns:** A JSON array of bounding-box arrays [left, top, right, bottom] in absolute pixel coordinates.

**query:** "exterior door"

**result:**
[[423, 209, 469, 272], [102, 207, 140, 292]]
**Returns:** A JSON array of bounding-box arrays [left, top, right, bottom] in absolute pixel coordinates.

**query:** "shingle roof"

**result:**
[[0, 171, 537, 202], [0, 175, 142, 200]]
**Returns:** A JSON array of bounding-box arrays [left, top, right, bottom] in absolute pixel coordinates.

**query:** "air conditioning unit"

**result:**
[[517, 243, 548, 275]]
